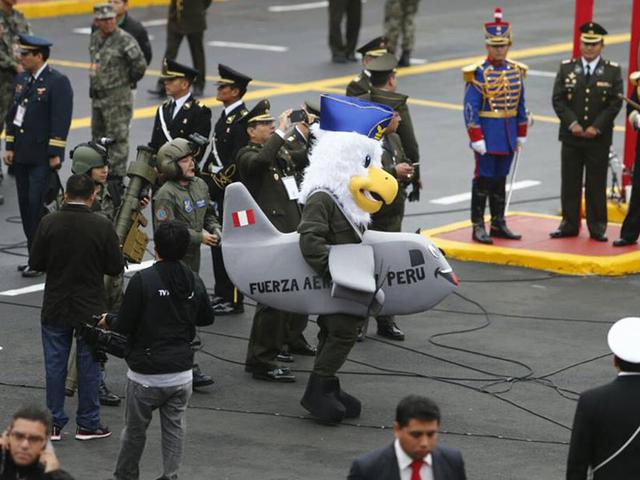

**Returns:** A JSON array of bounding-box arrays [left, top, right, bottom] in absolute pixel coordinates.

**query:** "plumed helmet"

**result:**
[[156, 138, 196, 179], [70, 142, 109, 175]]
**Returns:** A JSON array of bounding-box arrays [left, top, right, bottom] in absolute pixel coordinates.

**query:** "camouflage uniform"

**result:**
[[383, 0, 421, 53], [0, 8, 30, 131], [89, 28, 146, 177]]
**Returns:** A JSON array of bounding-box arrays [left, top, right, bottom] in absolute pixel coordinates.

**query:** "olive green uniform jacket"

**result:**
[[346, 71, 371, 98], [371, 133, 408, 232], [153, 177, 219, 273]]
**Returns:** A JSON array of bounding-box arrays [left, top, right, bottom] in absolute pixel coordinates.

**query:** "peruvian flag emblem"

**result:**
[[232, 209, 255, 227]]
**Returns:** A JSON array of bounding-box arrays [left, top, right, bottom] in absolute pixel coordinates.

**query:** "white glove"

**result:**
[[517, 137, 527, 149], [471, 139, 487, 155], [630, 110, 640, 130]]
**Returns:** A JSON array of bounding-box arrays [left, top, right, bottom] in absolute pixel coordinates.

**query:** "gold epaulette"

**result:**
[[509, 60, 529, 78], [630, 71, 640, 85], [462, 64, 478, 83]]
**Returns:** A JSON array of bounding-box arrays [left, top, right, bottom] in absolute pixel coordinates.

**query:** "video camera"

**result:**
[[78, 315, 129, 359]]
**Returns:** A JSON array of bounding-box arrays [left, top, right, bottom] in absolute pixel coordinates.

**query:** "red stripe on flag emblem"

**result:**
[[232, 209, 255, 227]]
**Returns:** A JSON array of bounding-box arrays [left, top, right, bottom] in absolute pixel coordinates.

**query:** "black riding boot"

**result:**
[[471, 178, 492, 244], [489, 177, 521, 240]]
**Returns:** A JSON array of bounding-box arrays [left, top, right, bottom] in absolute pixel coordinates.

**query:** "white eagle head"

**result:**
[[298, 95, 399, 228]]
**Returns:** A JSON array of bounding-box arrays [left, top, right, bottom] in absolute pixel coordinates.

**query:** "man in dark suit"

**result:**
[[349, 395, 467, 480], [550, 22, 623, 241], [3, 34, 73, 278], [110, 0, 152, 66], [148, 58, 211, 163], [566, 317, 640, 480]]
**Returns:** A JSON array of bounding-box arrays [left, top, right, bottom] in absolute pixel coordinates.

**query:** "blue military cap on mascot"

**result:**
[[319, 94, 394, 140]]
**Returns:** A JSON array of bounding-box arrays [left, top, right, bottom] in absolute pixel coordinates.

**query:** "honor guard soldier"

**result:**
[[550, 22, 622, 242], [614, 72, 640, 247], [153, 137, 220, 388], [90, 3, 146, 190], [362, 52, 421, 200], [346, 36, 389, 97], [149, 58, 211, 163], [202, 64, 252, 316], [462, 8, 528, 244], [3, 34, 73, 278], [237, 100, 309, 382]]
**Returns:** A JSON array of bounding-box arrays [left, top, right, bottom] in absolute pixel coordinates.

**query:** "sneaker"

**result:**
[[51, 425, 62, 442], [212, 301, 244, 316], [75, 425, 112, 441]]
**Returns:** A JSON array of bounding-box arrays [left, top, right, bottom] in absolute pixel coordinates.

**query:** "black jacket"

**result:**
[[120, 13, 152, 65], [110, 261, 214, 374], [348, 443, 467, 480], [0, 447, 74, 480], [29, 203, 124, 327], [567, 375, 640, 480]]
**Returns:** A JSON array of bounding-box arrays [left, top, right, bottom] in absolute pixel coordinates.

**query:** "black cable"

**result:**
[[431, 307, 613, 325]]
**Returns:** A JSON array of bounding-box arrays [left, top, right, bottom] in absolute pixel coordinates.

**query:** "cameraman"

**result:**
[[0, 406, 74, 479], [99, 221, 214, 480]]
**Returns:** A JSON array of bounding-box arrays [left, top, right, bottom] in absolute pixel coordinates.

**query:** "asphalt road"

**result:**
[[0, 0, 638, 479]]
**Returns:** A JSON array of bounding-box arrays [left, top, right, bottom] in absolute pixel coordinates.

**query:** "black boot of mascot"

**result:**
[[335, 377, 361, 418], [301, 373, 346, 423]]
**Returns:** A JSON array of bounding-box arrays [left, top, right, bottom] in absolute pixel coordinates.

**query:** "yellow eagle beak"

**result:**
[[349, 166, 398, 214]]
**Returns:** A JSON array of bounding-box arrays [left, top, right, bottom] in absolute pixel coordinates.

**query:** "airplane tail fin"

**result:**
[[222, 182, 282, 242]]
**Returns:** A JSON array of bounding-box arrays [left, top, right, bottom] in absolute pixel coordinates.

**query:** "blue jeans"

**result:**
[[13, 162, 51, 249], [41, 325, 101, 430]]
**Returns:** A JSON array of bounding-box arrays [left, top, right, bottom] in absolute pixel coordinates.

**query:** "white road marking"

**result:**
[[410, 58, 428, 65], [73, 19, 167, 35], [0, 260, 155, 297], [208, 41, 288, 52], [528, 69, 557, 78], [429, 180, 541, 205], [269, 0, 366, 12]]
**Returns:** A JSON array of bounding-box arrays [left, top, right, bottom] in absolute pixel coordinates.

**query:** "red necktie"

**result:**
[[410, 459, 424, 480]]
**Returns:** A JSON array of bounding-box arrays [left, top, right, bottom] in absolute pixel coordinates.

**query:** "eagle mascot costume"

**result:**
[[297, 94, 398, 423]]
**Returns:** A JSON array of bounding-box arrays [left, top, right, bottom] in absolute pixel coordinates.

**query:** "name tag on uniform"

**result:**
[[596, 81, 611, 88], [282, 176, 299, 200], [13, 105, 26, 127]]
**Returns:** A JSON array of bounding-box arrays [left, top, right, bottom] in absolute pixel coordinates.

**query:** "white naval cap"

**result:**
[[608, 317, 640, 363]]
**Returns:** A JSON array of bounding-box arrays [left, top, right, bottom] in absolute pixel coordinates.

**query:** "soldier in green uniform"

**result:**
[[237, 100, 309, 382], [153, 137, 219, 388], [150, 0, 211, 97], [345, 36, 389, 98], [363, 52, 421, 198], [550, 22, 623, 241], [66, 141, 128, 406], [89, 3, 146, 189], [364, 112, 414, 342], [384, 0, 421, 66]]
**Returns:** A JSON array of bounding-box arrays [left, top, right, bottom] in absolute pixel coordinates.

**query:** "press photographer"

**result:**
[[98, 220, 214, 480]]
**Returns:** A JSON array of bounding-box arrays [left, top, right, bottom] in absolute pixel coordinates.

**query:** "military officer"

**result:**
[[365, 112, 413, 341], [150, 0, 211, 97], [550, 22, 623, 241], [90, 3, 146, 190], [328, 0, 361, 63], [462, 8, 528, 244], [3, 34, 73, 278], [346, 36, 389, 98], [0, 0, 31, 131], [237, 100, 308, 382], [614, 72, 640, 247], [202, 64, 252, 316], [362, 52, 421, 201], [149, 58, 211, 164], [384, 0, 421, 67], [153, 137, 220, 389]]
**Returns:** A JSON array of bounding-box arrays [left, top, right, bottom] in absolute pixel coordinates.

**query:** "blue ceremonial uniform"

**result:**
[[462, 7, 528, 244], [463, 58, 527, 177], [5, 64, 73, 250]]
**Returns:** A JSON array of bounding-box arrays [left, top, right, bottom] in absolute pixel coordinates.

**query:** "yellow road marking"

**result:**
[[61, 32, 631, 132]]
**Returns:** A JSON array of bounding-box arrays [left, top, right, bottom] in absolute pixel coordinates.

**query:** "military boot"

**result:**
[[398, 50, 412, 67], [300, 373, 346, 423], [471, 178, 492, 244], [489, 178, 521, 240]]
